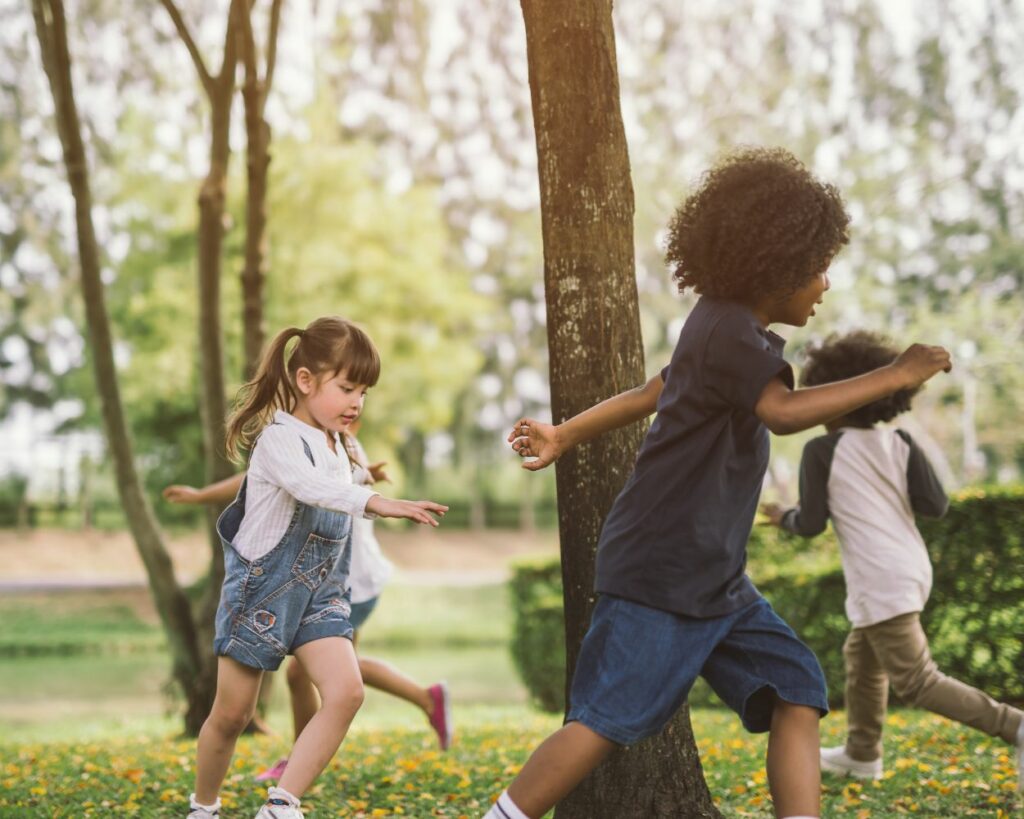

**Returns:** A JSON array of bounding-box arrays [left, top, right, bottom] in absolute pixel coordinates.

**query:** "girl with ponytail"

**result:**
[[187, 316, 447, 819]]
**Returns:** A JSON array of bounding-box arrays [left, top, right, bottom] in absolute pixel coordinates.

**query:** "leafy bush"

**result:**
[[508, 558, 566, 712], [511, 486, 1024, 711]]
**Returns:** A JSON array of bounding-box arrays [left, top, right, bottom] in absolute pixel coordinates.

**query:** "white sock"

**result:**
[[189, 793, 221, 812], [483, 790, 531, 819], [267, 785, 301, 807]]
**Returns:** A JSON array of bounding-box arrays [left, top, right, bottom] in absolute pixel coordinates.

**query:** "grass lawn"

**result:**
[[1, 707, 1019, 817]]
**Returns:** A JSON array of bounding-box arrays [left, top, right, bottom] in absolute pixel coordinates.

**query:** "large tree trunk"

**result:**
[[31, 0, 206, 728], [519, 2, 721, 816]]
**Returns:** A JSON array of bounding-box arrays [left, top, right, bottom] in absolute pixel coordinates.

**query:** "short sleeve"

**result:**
[[703, 313, 794, 412]]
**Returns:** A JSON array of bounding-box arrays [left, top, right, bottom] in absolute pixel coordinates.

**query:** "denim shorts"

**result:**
[[567, 594, 828, 745]]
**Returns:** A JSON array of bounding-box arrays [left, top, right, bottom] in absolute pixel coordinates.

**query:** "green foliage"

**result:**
[[510, 487, 1024, 711], [0, 473, 28, 526], [508, 558, 566, 713]]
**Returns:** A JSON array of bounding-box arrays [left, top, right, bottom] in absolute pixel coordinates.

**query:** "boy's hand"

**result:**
[[890, 344, 952, 390], [366, 496, 448, 527], [508, 417, 563, 471], [163, 485, 202, 504], [368, 461, 391, 484], [759, 502, 785, 527]]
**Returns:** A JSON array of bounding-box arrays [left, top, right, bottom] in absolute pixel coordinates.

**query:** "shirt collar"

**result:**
[[272, 410, 341, 451]]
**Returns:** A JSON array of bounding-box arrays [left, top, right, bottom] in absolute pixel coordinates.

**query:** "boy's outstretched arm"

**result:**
[[760, 437, 837, 537], [508, 373, 664, 471], [755, 343, 951, 435], [163, 472, 245, 505]]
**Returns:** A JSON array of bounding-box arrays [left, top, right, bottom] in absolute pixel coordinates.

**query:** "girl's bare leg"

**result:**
[[505, 722, 616, 818], [278, 637, 364, 797], [194, 657, 263, 804], [285, 657, 320, 738], [359, 656, 433, 713], [766, 700, 821, 818]]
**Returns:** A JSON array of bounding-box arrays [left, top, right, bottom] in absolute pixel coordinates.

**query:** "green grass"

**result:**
[[0, 708, 1019, 817], [0, 582, 510, 657]]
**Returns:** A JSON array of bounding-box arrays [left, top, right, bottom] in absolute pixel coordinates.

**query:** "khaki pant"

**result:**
[[843, 611, 1023, 762]]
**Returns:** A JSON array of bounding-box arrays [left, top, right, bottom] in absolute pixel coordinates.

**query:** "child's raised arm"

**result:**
[[163, 472, 245, 505], [755, 343, 951, 436], [508, 372, 664, 471]]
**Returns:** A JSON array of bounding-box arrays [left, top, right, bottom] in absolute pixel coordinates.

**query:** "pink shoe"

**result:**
[[427, 682, 453, 750], [255, 757, 288, 782]]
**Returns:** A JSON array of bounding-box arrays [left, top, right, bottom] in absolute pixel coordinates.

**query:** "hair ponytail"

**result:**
[[225, 316, 381, 463], [226, 327, 304, 462]]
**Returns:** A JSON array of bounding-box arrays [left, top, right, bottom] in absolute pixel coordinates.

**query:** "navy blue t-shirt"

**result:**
[[594, 297, 794, 618]]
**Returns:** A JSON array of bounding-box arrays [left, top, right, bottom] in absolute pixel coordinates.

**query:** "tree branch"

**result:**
[[216, 0, 245, 100], [158, 0, 215, 97], [263, 0, 284, 113]]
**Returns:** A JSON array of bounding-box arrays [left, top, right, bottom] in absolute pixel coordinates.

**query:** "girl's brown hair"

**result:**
[[226, 316, 380, 461]]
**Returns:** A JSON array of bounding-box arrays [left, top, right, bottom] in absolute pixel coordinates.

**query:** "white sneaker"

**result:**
[[820, 745, 883, 779], [187, 794, 221, 818], [254, 785, 303, 819]]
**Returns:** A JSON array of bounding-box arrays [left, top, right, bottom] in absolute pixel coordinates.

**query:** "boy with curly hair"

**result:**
[[492, 148, 952, 819], [762, 330, 1024, 787]]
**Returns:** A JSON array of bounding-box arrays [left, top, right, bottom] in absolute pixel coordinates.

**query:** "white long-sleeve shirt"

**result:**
[[232, 410, 378, 561], [781, 426, 948, 628], [346, 436, 393, 603]]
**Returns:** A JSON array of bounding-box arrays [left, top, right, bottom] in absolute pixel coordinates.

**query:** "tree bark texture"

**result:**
[[520, 2, 721, 816], [239, 0, 283, 379], [30, 0, 206, 729]]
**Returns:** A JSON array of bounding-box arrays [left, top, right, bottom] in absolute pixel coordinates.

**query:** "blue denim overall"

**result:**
[[213, 433, 354, 670]]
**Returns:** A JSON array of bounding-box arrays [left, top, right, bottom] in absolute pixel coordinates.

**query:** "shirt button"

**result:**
[[252, 566, 264, 576]]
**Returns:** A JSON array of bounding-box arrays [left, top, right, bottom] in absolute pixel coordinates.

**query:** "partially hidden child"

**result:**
[[761, 330, 1023, 789]]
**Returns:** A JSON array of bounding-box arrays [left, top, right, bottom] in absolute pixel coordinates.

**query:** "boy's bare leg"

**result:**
[[766, 700, 821, 818], [194, 657, 263, 804], [505, 722, 616, 818], [286, 657, 321, 738], [278, 637, 364, 797]]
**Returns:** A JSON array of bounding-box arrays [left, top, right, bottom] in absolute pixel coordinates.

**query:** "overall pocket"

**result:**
[[292, 532, 344, 591]]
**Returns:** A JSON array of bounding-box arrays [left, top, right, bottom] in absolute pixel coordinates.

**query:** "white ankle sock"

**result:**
[[483, 790, 531, 819], [189, 793, 221, 812]]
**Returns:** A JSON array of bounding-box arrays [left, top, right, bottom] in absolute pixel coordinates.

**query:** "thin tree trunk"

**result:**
[[519, 2, 721, 816], [31, 0, 206, 725], [159, 2, 246, 731], [239, 0, 283, 379]]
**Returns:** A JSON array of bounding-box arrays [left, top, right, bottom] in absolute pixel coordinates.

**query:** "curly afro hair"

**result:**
[[665, 147, 850, 300], [800, 330, 919, 427]]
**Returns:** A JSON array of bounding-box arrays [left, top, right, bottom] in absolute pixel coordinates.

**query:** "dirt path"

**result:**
[[0, 526, 559, 588]]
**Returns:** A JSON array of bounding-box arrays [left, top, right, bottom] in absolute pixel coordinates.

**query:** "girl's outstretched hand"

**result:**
[[508, 417, 563, 471], [367, 496, 448, 527], [163, 485, 202, 504]]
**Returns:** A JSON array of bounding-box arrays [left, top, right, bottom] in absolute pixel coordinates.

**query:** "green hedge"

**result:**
[[509, 558, 567, 713], [510, 486, 1024, 712]]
